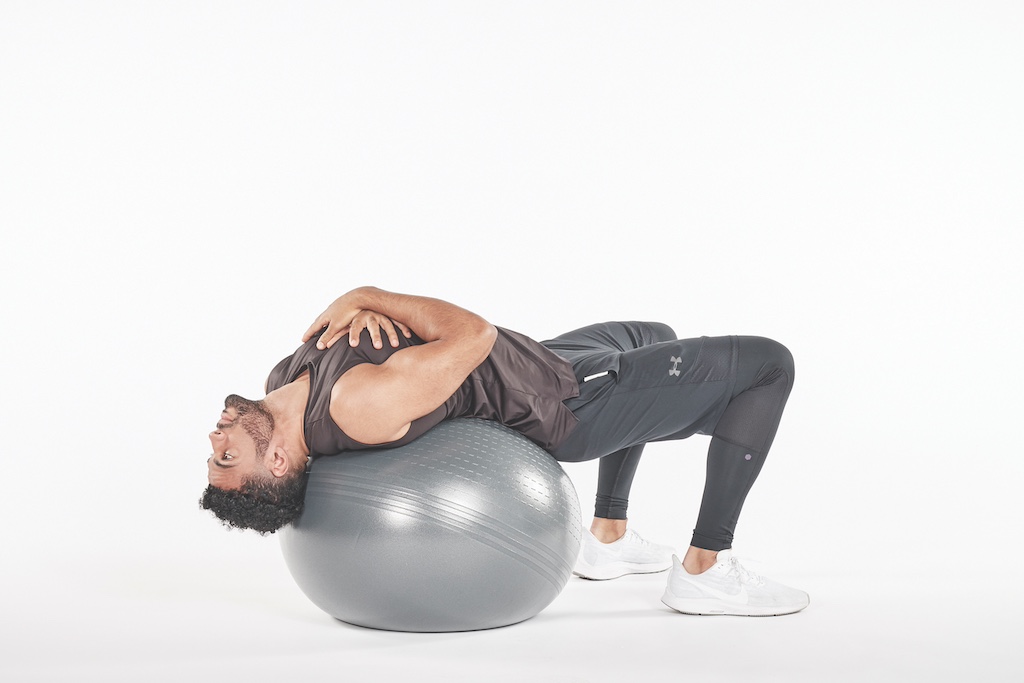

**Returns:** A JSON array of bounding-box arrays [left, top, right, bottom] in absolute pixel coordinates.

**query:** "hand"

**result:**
[[303, 293, 362, 349], [303, 295, 411, 350], [343, 310, 413, 350]]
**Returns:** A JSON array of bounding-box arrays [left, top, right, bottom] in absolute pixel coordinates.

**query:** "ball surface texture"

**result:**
[[279, 418, 582, 632]]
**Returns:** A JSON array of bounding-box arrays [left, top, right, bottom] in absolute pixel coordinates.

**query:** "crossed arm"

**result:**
[[302, 286, 497, 445]]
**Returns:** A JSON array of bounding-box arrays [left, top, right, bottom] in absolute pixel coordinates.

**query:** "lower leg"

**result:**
[[689, 337, 794, 555], [582, 442, 675, 577], [591, 444, 644, 543], [690, 437, 767, 551], [681, 546, 719, 574], [590, 517, 627, 543]]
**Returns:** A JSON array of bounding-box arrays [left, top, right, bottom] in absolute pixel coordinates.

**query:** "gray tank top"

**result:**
[[266, 326, 580, 455]]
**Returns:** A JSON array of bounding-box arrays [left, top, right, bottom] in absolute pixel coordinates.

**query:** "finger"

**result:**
[[345, 310, 368, 347], [378, 317, 400, 347], [350, 319, 364, 347], [395, 321, 413, 338], [303, 317, 327, 342], [317, 323, 343, 350], [366, 315, 384, 349], [320, 326, 347, 350]]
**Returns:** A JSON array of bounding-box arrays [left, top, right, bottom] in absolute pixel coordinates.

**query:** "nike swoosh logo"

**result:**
[[680, 576, 749, 605]]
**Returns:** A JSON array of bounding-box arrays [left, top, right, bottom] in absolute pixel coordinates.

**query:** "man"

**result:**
[[202, 286, 809, 617]]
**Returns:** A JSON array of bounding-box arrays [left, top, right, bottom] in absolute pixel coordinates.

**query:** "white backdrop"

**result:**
[[2, 2, 1021, 681]]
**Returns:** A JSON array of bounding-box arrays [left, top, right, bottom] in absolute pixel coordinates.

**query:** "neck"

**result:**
[[263, 374, 311, 459]]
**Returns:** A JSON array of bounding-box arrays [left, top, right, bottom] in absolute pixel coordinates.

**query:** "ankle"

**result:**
[[590, 517, 627, 544], [682, 546, 719, 575]]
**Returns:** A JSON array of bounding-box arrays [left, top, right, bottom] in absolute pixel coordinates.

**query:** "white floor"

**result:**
[[5, 540, 1020, 683]]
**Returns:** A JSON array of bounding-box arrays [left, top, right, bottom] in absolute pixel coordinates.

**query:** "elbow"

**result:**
[[475, 320, 498, 362]]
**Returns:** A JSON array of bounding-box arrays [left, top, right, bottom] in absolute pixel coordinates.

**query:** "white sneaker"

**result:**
[[661, 550, 809, 616], [573, 529, 675, 580]]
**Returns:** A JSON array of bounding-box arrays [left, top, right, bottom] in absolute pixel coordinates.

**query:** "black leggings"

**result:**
[[542, 322, 794, 552]]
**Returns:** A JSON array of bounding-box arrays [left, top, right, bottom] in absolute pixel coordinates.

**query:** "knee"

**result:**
[[764, 338, 795, 382], [645, 322, 677, 343], [742, 336, 795, 383]]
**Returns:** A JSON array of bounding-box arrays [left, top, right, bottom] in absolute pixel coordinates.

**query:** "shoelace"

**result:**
[[624, 529, 651, 547], [725, 556, 765, 587]]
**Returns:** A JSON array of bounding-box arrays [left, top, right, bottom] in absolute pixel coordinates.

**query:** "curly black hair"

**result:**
[[199, 472, 308, 534]]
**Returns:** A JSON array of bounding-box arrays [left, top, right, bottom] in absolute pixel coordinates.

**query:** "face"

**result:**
[[207, 394, 276, 490]]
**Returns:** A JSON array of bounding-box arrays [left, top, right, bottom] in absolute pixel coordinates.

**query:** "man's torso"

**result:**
[[266, 327, 580, 456]]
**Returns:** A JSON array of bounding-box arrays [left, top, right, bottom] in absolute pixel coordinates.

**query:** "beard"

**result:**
[[224, 394, 276, 456]]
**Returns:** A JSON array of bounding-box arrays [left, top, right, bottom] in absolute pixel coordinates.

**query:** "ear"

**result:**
[[266, 445, 293, 479]]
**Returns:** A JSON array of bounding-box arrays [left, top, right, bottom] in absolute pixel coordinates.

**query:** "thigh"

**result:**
[[542, 321, 677, 383], [543, 320, 676, 353], [551, 336, 737, 462]]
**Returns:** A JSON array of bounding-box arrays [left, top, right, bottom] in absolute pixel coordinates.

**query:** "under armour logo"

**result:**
[[669, 356, 682, 376]]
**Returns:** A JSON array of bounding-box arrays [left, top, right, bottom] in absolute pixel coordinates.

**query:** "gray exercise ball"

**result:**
[[279, 418, 582, 632]]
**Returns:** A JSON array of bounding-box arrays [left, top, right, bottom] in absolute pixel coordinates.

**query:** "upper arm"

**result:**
[[329, 324, 497, 445]]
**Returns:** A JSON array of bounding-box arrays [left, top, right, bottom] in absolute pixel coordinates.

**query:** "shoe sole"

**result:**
[[660, 592, 810, 617], [573, 561, 673, 581]]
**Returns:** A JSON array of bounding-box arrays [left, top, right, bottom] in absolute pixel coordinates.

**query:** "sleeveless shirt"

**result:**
[[265, 326, 580, 455]]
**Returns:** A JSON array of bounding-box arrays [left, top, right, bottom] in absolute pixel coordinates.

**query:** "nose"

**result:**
[[209, 429, 226, 454]]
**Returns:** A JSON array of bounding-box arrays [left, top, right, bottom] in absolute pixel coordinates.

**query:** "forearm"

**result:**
[[305, 286, 497, 359], [346, 286, 494, 344]]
